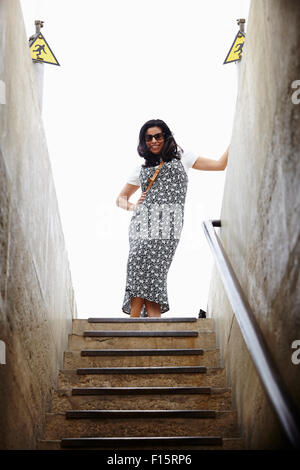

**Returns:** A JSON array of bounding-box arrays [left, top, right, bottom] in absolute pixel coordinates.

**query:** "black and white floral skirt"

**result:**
[[122, 159, 188, 316]]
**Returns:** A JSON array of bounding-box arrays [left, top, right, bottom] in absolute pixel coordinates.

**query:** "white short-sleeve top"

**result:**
[[126, 151, 198, 187]]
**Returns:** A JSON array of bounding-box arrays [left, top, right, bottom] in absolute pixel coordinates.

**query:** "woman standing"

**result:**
[[116, 119, 228, 318]]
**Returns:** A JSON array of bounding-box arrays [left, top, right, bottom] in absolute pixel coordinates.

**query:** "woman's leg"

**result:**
[[145, 299, 161, 318], [130, 297, 144, 317]]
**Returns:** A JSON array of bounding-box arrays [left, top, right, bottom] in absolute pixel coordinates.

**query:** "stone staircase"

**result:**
[[37, 317, 244, 450]]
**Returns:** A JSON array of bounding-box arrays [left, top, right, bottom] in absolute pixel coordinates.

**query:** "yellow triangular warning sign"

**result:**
[[29, 33, 60, 66], [223, 31, 245, 64]]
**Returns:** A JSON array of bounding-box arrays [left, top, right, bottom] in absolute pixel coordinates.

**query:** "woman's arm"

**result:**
[[192, 146, 229, 171], [116, 183, 146, 211]]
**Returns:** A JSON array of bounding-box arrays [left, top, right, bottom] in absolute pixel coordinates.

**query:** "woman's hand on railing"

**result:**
[[218, 146, 229, 170]]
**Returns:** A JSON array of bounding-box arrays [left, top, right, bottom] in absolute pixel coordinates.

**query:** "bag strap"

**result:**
[[145, 161, 164, 192]]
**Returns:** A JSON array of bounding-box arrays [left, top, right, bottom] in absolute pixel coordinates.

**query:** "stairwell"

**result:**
[[37, 317, 244, 450]]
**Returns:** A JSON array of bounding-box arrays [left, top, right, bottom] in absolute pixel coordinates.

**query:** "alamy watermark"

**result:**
[[291, 80, 300, 104], [0, 340, 6, 365], [291, 340, 300, 365], [128, 203, 184, 240]]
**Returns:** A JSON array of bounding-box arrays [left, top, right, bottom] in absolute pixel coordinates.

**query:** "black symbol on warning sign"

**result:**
[[234, 42, 244, 59], [33, 44, 47, 58]]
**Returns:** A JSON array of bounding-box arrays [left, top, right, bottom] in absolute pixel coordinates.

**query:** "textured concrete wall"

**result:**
[[0, 0, 77, 449], [207, 0, 300, 449]]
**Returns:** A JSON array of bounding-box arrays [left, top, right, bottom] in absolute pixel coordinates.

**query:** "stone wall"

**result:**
[[207, 0, 300, 449], [0, 0, 77, 449]]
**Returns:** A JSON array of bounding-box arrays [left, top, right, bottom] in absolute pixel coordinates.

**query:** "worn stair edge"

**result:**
[[45, 410, 238, 439], [76, 366, 207, 375], [83, 331, 198, 337], [80, 348, 204, 356], [64, 350, 221, 370], [51, 389, 232, 413], [68, 332, 216, 351], [71, 386, 212, 395], [87, 318, 198, 323], [60, 436, 222, 448], [72, 320, 213, 334], [65, 410, 217, 419], [37, 437, 245, 450], [58, 367, 226, 389]]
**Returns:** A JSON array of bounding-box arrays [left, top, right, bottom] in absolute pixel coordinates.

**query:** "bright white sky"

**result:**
[[21, 0, 250, 318]]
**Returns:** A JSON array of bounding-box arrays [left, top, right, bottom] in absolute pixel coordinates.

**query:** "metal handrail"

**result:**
[[202, 219, 300, 449]]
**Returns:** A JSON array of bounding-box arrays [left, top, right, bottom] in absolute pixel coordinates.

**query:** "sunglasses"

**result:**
[[145, 132, 164, 142]]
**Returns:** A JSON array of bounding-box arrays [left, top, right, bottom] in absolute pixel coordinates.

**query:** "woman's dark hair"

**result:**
[[137, 119, 183, 167]]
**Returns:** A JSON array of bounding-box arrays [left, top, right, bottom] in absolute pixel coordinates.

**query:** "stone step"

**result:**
[[65, 409, 217, 419], [81, 348, 205, 355], [44, 410, 239, 439], [58, 367, 226, 389], [88, 317, 198, 322], [83, 331, 198, 337], [50, 387, 232, 412], [81, 348, 204, 356], [76, 366, 207, 375], [68, 331, 216, 351], [37, 437, 245, 450], [63, 349, 221, 368], [72, 318, 212, 334], [71, 386, 213, 395], [60, 435, 222, 448]]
